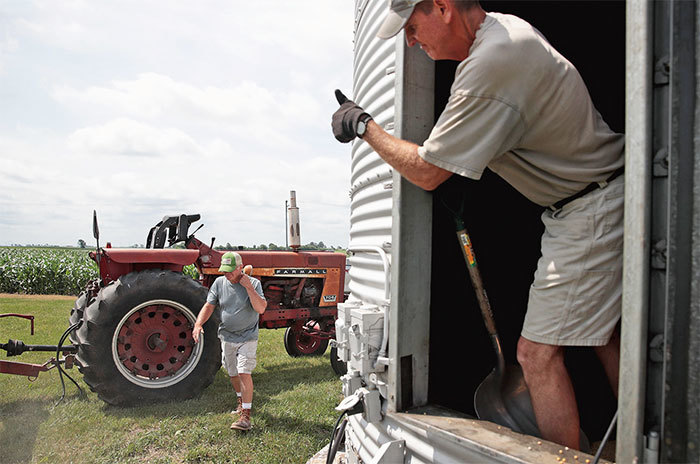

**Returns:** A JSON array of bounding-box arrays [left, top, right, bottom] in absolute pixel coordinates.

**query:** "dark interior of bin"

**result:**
[[428, 1, 624, 443]]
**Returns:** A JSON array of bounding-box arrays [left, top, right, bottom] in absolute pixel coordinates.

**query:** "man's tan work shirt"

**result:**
[[417, 13, 624, 207]]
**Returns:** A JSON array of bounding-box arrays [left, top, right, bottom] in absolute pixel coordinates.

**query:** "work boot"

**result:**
[[231, 397, 243, 416], [230, 408, 251, 431]]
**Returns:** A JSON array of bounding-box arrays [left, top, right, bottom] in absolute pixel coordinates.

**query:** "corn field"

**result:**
[[0, 247, 97, 295], [0, 247, 200, 296]]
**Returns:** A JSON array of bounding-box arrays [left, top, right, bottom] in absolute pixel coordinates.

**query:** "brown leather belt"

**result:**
[[549, 166, 624, 211]]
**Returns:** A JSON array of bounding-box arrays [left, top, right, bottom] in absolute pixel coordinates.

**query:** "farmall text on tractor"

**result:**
[[0, 192, 348, 405]]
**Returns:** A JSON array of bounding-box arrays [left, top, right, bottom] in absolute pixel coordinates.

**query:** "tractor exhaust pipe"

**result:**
[[287, 191, 301, 251]]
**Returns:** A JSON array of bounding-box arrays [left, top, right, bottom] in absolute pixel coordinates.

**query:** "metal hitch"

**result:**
[[1, 338, 78, 357]]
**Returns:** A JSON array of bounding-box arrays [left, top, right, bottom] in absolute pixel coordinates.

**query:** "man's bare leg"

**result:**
[[517, 337, 580, 449], [229, 375, 242, 395], [231, 373, 255, 430], [593, 330, 620, 397], [239, 373, 254, 404], [229, 375, 243, 413]]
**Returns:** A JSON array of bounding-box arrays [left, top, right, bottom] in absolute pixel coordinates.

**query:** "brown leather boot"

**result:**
[[231, 396, 243, 416], [230, 408, 251, 431]]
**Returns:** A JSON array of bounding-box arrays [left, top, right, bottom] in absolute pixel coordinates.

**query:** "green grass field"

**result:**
[[0, 295, 342, 464]]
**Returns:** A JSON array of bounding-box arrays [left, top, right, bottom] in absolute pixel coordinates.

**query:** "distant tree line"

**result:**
[[8, 241, 347, 253], [214, 241, 346, 252]]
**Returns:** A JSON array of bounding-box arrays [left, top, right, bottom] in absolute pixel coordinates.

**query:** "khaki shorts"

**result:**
[[522, 175, 624, 346], [221, 339, 258, 376]]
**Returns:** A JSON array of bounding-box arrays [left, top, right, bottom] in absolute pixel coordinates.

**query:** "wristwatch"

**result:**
[[356, 115, 371, 139]]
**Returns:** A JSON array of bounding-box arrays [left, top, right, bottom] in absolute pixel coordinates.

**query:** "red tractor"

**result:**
[[61, 211, 346, 405]]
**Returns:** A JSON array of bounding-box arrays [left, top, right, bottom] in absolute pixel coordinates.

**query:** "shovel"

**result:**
[[453, 221, 540, 436], [452, 216, 591, 451]]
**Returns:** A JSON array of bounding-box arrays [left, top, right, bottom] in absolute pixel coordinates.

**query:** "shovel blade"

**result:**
[[475, 365, 591, 452], [474, 364, 540, 437]]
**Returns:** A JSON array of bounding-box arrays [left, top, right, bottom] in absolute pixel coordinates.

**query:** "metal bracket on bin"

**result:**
[[347, 245, 391, 367], [336, 387, 382, 423]]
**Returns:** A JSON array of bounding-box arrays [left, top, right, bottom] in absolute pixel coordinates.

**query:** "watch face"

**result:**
[[357, 120, 367, 137]]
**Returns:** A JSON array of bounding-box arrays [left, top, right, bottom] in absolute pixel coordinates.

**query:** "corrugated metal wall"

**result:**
[[347, 0, 396, 306]]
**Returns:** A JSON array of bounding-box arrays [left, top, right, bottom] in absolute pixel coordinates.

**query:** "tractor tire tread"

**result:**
[[73, 270, 221, 406]]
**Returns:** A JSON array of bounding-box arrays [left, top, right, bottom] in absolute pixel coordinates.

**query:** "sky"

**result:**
[[0, 1, 355, 248]]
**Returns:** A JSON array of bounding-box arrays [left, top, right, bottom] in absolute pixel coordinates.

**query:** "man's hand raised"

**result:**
[[239, 272, 254, 290], [331, 89, 372, 143]]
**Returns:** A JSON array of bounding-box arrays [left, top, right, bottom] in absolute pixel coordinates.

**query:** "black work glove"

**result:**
[[332, 89, 372, 143]]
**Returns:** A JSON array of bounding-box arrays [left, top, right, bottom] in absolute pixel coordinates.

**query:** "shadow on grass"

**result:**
[[255, 360, 338, 393], [238, 407, 335, 439], [98, 360, 340, 421], [0, 398, 51, 464]]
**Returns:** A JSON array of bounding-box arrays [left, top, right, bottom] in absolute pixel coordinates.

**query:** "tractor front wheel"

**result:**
[[283, 320, 329, 357], [72, 270, 221, 406]]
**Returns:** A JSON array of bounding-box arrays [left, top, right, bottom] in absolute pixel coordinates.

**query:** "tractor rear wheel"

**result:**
[[68, 291, 87, 345], [283, 320, 329, 357], [73, 270, 221, 406]]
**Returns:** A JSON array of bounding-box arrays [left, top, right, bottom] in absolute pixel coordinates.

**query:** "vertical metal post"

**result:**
[[618, 1, 653, 462], [661, 1, 698, 461], [285, 200, 289, 249], [689, 5, 700, 458], [388, 34, 434, 412]]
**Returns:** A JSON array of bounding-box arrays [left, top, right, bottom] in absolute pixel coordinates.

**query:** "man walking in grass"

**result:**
[[193, 251, 267, 431]]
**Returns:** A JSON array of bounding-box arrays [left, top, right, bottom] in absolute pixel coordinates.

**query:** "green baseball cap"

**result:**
[[219, 251, 242, 273]]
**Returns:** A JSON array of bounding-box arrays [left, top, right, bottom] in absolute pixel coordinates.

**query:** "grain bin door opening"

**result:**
[[427, 0, 625, 448]]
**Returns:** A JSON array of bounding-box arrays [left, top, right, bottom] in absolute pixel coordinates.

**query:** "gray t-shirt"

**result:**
[[207, 275, 264, 343], [417, 12, 624, 207]]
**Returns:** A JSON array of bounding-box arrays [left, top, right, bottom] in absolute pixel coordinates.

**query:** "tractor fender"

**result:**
[[92, 249, 200, 283], [103, 249, 200, 265]]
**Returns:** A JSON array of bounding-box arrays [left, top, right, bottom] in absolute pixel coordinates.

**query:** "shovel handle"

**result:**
[[456, 229, 498, 337], [456, 229, 507, 373]]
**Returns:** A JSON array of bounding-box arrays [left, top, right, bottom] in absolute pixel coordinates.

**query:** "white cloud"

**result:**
[[67, 118, 203, 157], [0, 35, 18, 76], [0, 0, 354, 248], [52, 72, 339, 162], [52, 74, 322, 128]]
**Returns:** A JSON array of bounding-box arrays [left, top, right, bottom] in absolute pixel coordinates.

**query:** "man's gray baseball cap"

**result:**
[[377, 0, 423, 39]]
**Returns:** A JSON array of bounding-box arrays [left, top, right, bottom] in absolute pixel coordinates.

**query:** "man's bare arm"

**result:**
[[248, 290, 267, 315], [362, 120, 452, 191], [193, 302, 216, 343], [331, 89, 452, 191], [240, 275, 267, 314]]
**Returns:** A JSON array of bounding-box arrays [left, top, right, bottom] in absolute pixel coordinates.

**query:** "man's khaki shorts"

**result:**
[[221, 339, 258, 376], [522, 175, 624, 347]]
